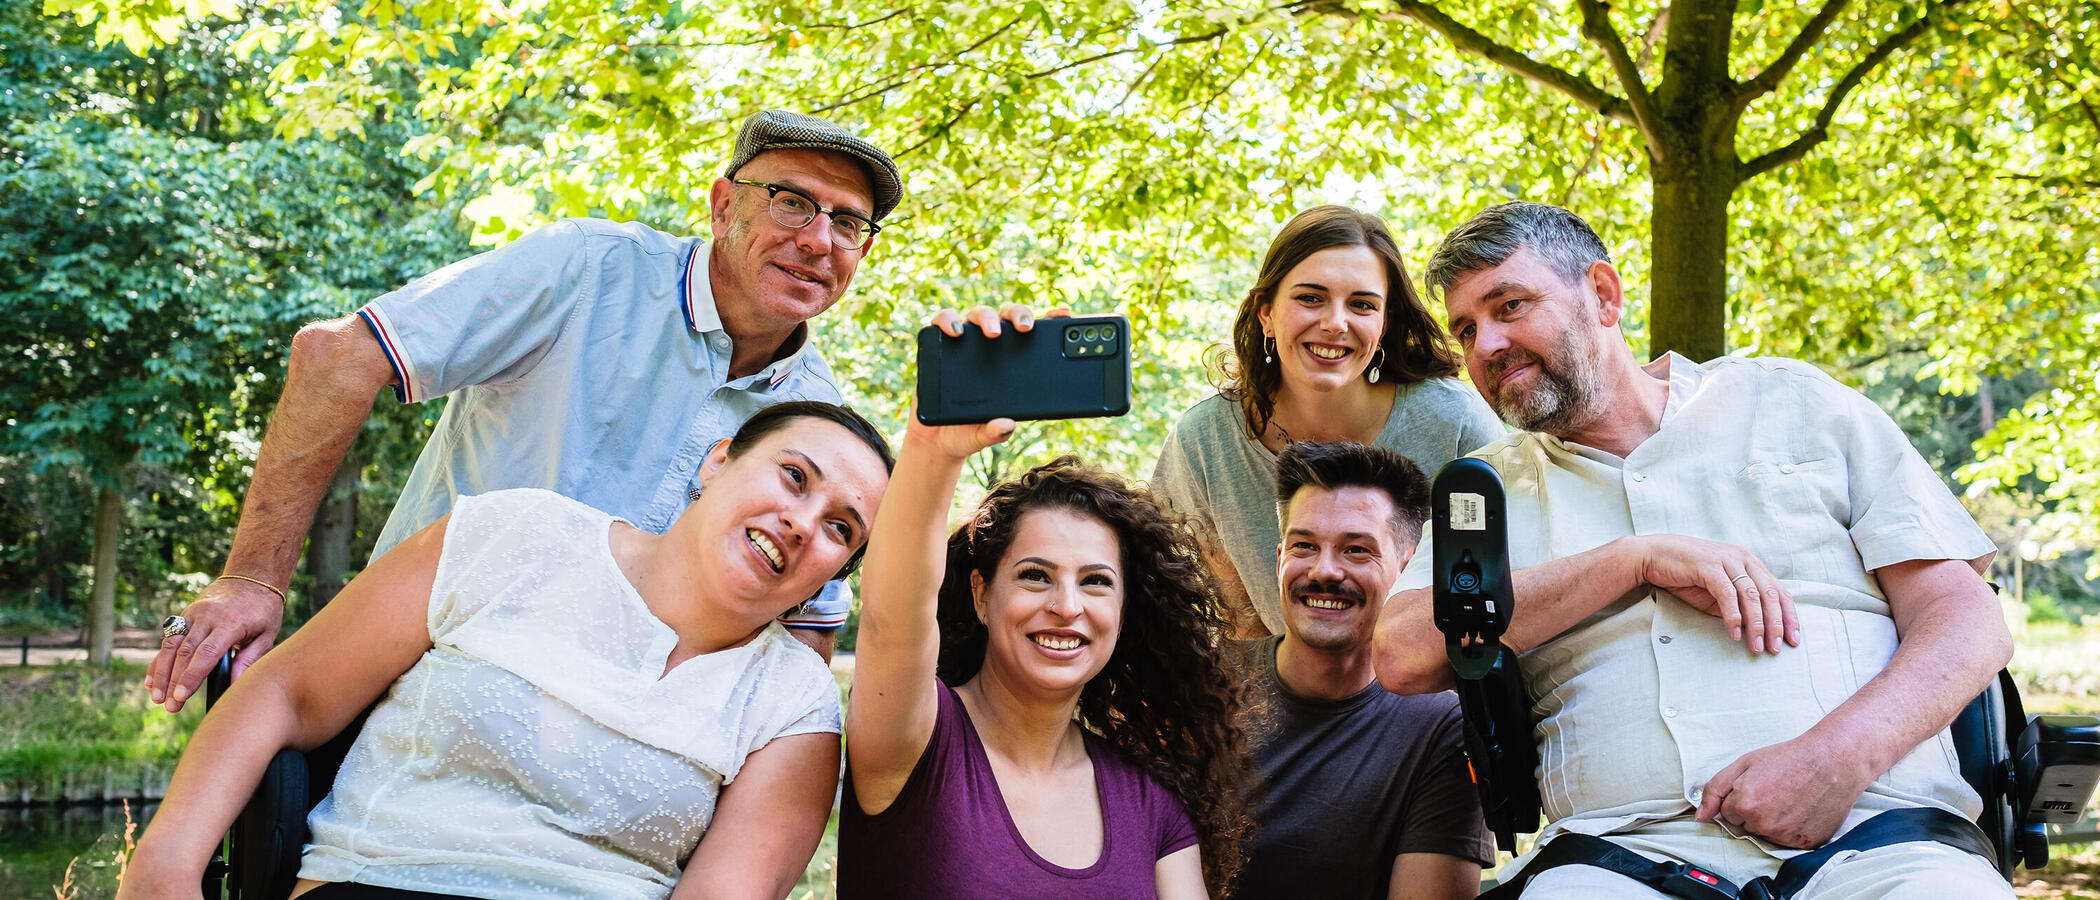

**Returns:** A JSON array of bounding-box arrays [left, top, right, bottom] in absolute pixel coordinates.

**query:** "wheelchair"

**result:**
[[1428, 458, 2100, 900]]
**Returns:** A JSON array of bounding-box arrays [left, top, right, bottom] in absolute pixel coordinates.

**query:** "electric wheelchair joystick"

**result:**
[[1430, 458, 1539, 853]]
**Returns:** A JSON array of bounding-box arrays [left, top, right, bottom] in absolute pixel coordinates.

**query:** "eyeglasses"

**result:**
[[732, 179, 881, 250]]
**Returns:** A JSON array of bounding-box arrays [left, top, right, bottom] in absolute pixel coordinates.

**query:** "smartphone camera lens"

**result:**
[[1100, 325, 1116, 341], [1083, 326, 1098, 341], [1066, 329, 1081, 343]]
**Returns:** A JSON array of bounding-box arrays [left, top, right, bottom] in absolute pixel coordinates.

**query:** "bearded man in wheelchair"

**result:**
[[1374, 202, 2032, 900]]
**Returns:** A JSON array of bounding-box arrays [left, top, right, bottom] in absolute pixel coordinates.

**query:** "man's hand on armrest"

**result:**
[[146, 576, 285, 712]]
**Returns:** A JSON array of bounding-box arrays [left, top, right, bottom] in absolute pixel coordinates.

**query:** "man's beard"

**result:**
[[1287, 578, 1369, 653], [1486, 330, 1601, 435]]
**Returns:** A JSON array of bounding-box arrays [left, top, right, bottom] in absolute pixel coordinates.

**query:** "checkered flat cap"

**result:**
[[725, 109, 902, 222]]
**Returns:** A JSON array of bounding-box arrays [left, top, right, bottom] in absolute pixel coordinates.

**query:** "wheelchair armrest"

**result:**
[[2009, 712, 2100, 871], [2014, 714, 2100, 825]]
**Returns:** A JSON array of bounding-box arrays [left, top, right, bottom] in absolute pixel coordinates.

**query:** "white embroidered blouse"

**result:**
[[297, 489, 842, 899]]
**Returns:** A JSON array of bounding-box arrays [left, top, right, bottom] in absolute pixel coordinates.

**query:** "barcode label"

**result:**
[[1450, 492, 1486, 531]]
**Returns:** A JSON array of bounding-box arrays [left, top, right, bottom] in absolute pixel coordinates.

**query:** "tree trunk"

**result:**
[[1978, 374, 1996, 431], [302, 452, 362, 616], [39, 524, 67, 608], [89, 485, 121, 666], [1646, 162, 1736, 362]]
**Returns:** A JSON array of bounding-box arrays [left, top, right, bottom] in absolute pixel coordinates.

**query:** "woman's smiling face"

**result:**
[[971, 507, 1125, 700], [695, 417, 888, 624], [1257, 244, 1389, 394]]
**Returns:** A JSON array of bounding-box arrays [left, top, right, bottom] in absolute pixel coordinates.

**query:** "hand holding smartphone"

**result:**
[[915, 313, 1132, 426]]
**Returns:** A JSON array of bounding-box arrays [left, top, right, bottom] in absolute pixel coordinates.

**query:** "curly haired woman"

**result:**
[[839, 307, 1252, 899]]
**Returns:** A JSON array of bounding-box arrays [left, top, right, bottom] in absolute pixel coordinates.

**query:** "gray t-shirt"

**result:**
[[1149, 379, 1503, 632], [1230, 637, 1494, 900]]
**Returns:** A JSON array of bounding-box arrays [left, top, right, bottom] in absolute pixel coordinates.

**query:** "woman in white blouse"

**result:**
[[120, 401, 893, 900]]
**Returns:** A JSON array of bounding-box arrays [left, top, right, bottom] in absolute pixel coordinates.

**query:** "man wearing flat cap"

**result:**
[[147, 110, 901, 710]]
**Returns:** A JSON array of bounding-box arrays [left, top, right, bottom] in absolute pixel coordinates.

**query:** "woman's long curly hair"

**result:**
[[1211, 205, 1464, 441], [935, 457, 1253, 896]]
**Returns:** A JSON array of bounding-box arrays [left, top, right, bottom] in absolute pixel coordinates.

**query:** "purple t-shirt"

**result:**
[[838, 682, 1200, 898]]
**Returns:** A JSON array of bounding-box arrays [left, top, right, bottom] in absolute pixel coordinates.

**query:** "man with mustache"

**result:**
[[1375, 201, 2013, 897], [1231, 440, 1492, 900], [148, 110, 901, 711]]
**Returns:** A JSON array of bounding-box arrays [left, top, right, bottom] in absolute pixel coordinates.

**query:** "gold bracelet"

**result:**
[[218, 573, 288, 602]]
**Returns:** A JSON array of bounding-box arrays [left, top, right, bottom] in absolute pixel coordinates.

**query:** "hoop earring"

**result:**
[[1367, 347, 1385, 383], [1264, 335, 1276, 365]]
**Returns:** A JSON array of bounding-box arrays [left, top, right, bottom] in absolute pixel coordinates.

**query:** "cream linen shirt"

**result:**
[[1393, 354, 1998, 854]]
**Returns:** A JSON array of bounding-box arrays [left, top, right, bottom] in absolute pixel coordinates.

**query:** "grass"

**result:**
[[0, 663, 201, 802], [2020, 842, 2100, 899], [2011, 621, 2100, 715], [791, 813, 840, 900]]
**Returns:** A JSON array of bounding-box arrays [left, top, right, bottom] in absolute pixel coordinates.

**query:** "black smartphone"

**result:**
[[915, 314, 1132, 425]]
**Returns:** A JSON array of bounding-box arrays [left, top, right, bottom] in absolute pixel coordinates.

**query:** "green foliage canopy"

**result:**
[[40, 0, 2100, 560], [2, 3, 467, 620]]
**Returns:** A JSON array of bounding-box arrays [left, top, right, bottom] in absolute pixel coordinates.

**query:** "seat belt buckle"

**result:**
[[1660, 861, 1738, 899]]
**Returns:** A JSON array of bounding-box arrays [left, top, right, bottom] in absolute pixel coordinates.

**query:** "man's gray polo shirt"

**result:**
[[356, 218, 849, 626]]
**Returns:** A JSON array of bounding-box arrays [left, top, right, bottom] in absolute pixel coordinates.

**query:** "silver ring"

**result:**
[[161, 615, 190, 639]]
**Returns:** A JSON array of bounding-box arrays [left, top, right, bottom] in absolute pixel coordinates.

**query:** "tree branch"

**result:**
[[895, 101, 978, 158], [1740, 0, 1969, 180], [800, 8, 913, 30], [889, 24, 1228, 155], [1559, 126, 1609, 207], [1185, 34, 1275, 117], [1735, 0, 1851, 109], [1573, 0, 1658, 141], [1379, 0, 1635, 125], [1997, 173, 2100, 189], [1024, 27, 1228, 81], [810, 74, 919, 115], [1636, 10, 1668, 70]]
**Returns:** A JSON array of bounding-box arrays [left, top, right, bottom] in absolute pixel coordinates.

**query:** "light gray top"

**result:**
[[1150, 378, 1504, 632]]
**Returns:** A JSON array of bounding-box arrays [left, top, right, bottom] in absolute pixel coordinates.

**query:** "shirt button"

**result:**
[[1663, 707, 1678, 718], [1630, 472, 1647, 483], [1781, 464, 1797, 474], [1658, 635, 1672, 644]]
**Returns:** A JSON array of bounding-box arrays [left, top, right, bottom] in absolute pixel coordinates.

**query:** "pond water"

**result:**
[[0, 803, 155, 899]]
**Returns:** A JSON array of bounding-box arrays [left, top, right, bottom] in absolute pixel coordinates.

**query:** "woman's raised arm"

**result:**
[[845, 305, 1034, 815], [118, 518, 447, 899]]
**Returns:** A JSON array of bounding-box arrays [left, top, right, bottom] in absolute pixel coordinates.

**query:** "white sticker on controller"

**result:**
[[1450, 492, 1487, 531]]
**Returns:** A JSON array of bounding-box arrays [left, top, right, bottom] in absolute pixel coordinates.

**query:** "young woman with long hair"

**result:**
[[1151, 206, 1503, 638]]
